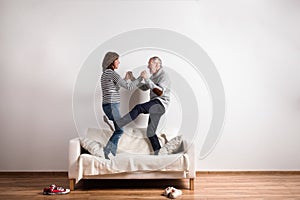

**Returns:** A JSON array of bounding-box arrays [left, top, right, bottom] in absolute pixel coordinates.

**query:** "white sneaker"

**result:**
[[163, 187, 175, 196], [168, 187, 182, 199]]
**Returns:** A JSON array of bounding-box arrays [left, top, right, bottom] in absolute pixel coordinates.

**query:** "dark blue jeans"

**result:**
[[116, 99, 165, 153], [102, 103, 124, 156]]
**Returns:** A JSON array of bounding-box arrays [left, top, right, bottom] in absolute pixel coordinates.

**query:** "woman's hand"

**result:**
[[125, 71, 134, 80]]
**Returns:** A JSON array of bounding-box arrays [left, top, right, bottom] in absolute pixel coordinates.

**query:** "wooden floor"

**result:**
[[1, 172, 300, 199]]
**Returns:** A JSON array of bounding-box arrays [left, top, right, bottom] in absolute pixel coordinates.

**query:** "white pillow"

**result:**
[[85, 128, 111, 146], [117, 128, 152, 154], [158, 135, 183, 155], [80, 137, 104, 158]]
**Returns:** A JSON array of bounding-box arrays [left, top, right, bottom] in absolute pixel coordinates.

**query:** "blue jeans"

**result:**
[[102, 103, 124, 156], [116, 99, 165, 153]]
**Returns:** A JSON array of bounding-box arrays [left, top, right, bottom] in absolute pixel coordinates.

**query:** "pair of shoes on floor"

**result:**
[[163, 186, 182, 199], [43, 184, 70, 195]]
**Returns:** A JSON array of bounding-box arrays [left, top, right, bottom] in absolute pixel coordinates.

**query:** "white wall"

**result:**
[[0, 0, 300, 171]]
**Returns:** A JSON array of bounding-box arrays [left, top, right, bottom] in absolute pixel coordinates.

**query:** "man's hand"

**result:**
[[140, 70, 148, 79]]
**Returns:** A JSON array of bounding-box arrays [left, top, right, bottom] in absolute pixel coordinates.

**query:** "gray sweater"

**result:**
[[138, 67, 171, 108]]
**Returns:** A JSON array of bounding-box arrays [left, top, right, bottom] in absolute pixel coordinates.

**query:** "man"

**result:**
[[116, 56, 171, 154]]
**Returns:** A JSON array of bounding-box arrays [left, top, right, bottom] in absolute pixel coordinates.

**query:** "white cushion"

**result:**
[[158, 135, 183, 155], [80, 137, 105, 158], [83, 128, 168, 155]]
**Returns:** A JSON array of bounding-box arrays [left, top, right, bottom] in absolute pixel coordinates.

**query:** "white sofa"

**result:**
[[68, 128, 196, 190]]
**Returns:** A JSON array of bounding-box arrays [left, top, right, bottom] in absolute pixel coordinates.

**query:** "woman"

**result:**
[[101, 52, 142, 159]]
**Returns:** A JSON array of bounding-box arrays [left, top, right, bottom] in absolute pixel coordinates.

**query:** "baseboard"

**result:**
[[0, 171, 68, 177]]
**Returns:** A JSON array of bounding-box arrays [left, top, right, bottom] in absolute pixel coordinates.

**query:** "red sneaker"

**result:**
[[43, 184, 70, 195]]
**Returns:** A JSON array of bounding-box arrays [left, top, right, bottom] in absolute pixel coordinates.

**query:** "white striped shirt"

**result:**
[[101, 69, 142, 104]]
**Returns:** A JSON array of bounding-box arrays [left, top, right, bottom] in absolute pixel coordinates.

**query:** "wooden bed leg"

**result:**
[[189, 178, 194, 190], [69, 179, 75, 191]]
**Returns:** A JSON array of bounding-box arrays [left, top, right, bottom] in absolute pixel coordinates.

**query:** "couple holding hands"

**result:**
[[101, 52, 171, 159]]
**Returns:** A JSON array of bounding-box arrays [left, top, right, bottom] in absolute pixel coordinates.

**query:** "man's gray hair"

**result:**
[[150, 56, 162, 67]]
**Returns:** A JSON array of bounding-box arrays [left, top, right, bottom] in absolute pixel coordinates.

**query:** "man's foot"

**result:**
[[160, 133, 168, 144]]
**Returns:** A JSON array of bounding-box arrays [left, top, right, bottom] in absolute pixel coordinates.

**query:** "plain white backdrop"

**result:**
[[0, 0, 300, 171]]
